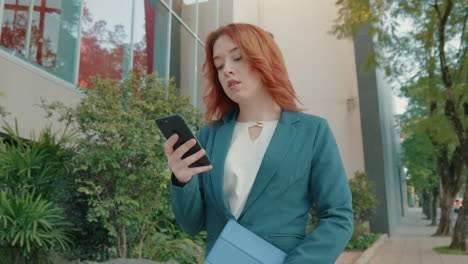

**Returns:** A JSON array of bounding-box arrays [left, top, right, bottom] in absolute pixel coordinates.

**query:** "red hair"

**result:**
[[202, 23, 302, 123]]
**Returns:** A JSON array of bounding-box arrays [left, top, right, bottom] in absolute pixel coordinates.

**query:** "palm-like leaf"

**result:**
[[0, 191, 72, 263]]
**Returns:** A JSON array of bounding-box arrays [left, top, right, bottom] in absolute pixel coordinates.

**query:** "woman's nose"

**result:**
[[223, 62, 234, 76]]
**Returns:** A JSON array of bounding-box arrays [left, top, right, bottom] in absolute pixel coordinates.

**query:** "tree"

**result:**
[[401, 123, 439, 225], [41, 73, 205, 259], [332, 0, 467, 250]]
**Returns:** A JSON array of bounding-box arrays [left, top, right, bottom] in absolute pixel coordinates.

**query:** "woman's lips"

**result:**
[[228, 81, 240, 89]]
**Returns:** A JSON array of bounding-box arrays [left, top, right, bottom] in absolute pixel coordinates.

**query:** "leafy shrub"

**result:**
[[307, 171, 379, 249], [346, 233, 381, 250], [348, 171, 379, 246], [55, 170, 113, 262], [41, 73, 205, 261], [0, 121, 75, 263], [0, 191, 72, 264], [0, 121, 74, 198]]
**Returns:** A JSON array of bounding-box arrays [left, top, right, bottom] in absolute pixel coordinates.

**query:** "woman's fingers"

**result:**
[[172, 138, 197, 160], [163, 135, 212, 184], [189, 165, 213, 175], [163, 134, 179, 156], [182, 148, 206, 167]]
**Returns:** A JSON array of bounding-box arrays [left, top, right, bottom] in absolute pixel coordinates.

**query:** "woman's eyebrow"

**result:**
[[213, 47, 239, 61]]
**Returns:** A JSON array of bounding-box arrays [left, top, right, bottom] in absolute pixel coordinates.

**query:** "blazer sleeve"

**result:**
[[169, 125, 209, 235], [284, 119, 354, 264]]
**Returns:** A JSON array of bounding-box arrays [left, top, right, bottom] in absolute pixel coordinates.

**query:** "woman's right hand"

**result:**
[[163, 134, 213, 184]]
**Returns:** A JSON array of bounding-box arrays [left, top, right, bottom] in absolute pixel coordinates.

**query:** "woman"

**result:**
[[163, 23, 353, 263]]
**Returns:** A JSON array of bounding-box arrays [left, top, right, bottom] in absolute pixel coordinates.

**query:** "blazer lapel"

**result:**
[[238, 111, 299, 220], [209, 109, 238, 220]]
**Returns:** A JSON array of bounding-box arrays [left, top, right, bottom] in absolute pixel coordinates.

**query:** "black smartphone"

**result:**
[[155, 114, 211, 168]]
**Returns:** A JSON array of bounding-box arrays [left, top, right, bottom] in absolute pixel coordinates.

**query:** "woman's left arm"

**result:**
[[284, 119, 354, 264]]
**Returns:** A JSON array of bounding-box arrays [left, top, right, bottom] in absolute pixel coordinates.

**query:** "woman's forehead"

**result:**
[[213, 35, 240, 59]]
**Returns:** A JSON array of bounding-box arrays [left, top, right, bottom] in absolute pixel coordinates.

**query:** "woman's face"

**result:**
[[212, 34, 265, 105]]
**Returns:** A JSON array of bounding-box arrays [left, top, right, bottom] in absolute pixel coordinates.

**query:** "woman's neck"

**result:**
[[236, 100, 281, 122]]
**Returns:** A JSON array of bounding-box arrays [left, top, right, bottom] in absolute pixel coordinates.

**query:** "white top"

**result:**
[[223, 120, 278, 219]]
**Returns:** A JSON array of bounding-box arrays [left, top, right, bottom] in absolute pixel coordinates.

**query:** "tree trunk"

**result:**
[[422, 189, 431, 219], [431, 185, 439, 226], [449, 163, 468, 251], [117, 224, 128, 258], [450, 187, 468, 251], [435, 192, 453, 236], [433, 147, 463, 236], [138, 224, 148, 259]]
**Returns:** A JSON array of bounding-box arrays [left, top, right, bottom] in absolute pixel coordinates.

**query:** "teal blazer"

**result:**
[[170, 109, 353, 264]]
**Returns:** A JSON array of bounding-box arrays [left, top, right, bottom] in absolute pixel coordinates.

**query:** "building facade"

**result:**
[[0, 0, 405, 235]]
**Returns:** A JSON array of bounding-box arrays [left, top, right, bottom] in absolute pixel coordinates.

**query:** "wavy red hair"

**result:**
[[202, 23, 302, 123]]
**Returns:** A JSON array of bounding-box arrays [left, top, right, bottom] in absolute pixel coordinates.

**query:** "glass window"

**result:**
[[78, 0, 133, 88], [198, 0, 217, 43], [28, 0, 61, 71], [133, 0, 150, 76], [172, 0, 196, 33], [147, 0, 171, 79], [1, 0, 81, 83], [170, 17, 196, 102], [1, 0, 34, 57], [196, 42, 206, 111]]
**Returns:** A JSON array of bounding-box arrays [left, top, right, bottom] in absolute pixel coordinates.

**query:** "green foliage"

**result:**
[[348, 171, 379, 247], [0, 120, 75, 263], [140, 230, 206, 264], [346, 233, 381, 250], [433, 246, 468, 255], [54, 170, 113, 262], [0, 120, 75, 199], [402, 131, 438, 190], [307, 171, 379, 248], [41, 73, 205, 260], [349, 171, 379, 226], [0, 191, 72, 264]]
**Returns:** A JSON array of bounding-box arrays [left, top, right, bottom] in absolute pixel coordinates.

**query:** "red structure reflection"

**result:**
[[78, 1, 154, 88], [1, 0, 61, 68]]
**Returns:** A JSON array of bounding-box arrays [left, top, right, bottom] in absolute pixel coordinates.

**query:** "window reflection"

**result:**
[[196, 43, 206, 111], [172, 0, 196, 32], [132, 0, 152, 76], [1, 0, 80, 82], [198, 0, 217, 42], [1, 0, 34, 57], [170, 17, 195, 100], [78, 0, 132, 88], [28, 0, 61, 70]]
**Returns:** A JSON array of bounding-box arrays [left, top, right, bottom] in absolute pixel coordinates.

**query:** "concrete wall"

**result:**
[[353, 26, 405, 236], [232, 0, 365, 179], [0, 49, 82, 139]]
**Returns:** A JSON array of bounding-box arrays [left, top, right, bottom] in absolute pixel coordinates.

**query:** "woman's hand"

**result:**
[[163, 134, 213, 184]]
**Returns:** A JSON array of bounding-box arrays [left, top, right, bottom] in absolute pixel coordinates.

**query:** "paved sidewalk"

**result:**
[[368, 207, 468, 264]]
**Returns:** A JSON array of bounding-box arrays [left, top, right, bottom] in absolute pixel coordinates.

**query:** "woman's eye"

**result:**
[[216, 65, 224, 71], [234, 57, 242, 61]]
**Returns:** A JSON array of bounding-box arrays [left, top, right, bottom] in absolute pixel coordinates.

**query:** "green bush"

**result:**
[[54, 170, 113, 262], [42, 73, 206, 261], [346, 233, 381, 250], [0, 191, 71, 264], [348, 171, 379, 247], [0, 121, 74, 198], [0, 121, 75, 263], [307, 171, 379, 249]]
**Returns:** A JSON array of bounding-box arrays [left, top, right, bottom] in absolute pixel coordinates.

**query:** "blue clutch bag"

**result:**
[[203, 220, 287, 264]]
